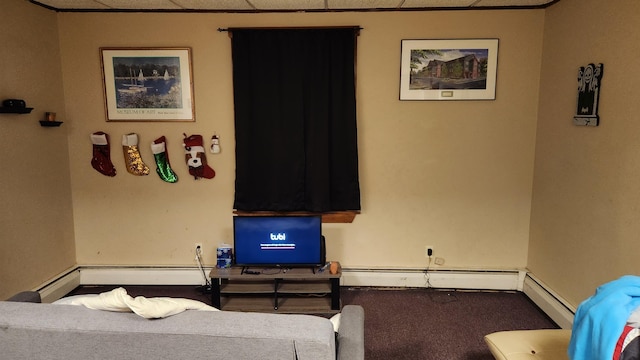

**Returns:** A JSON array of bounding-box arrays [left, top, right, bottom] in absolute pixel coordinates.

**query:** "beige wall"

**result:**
[[6, 0, 637, 312], [57, 10, 544, 270], [1, 2, 549, 300], [0, 0, 75, 300], [529, 0, 640, 307]]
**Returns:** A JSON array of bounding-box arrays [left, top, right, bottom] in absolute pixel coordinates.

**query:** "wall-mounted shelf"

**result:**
[[39, 121, 63, 127], [0, 107, 33, 114]]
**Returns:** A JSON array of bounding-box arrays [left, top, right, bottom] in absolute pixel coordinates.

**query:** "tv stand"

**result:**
[[209, 263, 341, 314]]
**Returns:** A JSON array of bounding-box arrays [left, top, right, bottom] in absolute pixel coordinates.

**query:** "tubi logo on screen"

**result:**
[[261, 232, 295, 250]]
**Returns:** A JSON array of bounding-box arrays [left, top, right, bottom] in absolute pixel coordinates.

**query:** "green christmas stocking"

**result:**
[[151, 136, 178, 183]]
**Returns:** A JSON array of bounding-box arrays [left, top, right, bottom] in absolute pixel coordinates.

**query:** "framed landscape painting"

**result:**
[[100, 47, 195, 121], [399, 39, 499, 101]]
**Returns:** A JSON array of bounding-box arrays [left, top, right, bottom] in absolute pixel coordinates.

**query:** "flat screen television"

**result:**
[[233, 215, 324, 267]]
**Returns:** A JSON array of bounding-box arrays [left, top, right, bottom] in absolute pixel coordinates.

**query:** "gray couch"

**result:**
[[0, 292, 364, 360]]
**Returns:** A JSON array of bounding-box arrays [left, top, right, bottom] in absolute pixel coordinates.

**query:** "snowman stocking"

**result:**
[[183, 133, 215, 180], [90, 131, 116, 177], [151, 136, 178, 183], [122, 133, 150, 176]]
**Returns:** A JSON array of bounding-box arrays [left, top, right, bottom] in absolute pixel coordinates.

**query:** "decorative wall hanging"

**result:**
[[210, 134, 221, 154], [573, 63, 603, 126], [183, 133, 215, 180], [151, 136, 178, 183], [400, 39, 499, 101], [100, 48, 195, 122], [90, 131, 117, 177], [122, 133, 150, 176]]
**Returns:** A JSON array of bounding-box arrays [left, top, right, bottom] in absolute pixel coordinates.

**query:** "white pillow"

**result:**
[[53, 287, 219, 318], [124, 296, 218, 319], [53, 294, 98, 304], [53, 287, 131, 312], [330, 313, 341, 332]]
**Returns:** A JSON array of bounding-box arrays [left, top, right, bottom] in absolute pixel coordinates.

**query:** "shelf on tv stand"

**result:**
[[209, 264, 341, 314]]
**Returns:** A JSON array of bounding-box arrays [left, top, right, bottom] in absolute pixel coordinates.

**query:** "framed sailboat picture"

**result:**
[[100, 47, 195, 121]]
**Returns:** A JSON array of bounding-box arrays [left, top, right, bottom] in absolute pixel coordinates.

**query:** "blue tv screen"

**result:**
[[233, 216, 323, 267]]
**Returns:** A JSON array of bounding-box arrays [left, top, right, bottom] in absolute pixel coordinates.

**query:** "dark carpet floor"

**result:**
[[67, 285, 559, 359], [341, 287, 558, 360]]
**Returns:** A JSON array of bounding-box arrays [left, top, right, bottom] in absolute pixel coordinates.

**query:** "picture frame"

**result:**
[[100, 47, 195, 121], [400, 39, 499, 101]]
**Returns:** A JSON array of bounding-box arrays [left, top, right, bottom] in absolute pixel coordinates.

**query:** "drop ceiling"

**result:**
[[30, 0, 559, 12]]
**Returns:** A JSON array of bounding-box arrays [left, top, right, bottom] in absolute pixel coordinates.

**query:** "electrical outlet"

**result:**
[[425, 246, 433, 258], [194, 243, 203, 260]]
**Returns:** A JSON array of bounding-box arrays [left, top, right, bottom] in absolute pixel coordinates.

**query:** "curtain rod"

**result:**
[[217, 26, 362, 33]]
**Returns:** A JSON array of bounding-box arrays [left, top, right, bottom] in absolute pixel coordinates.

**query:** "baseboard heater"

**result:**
[[35, 266, 524, 294], [35, 267, 81, 303], [76, 266, 524, 291], [522, 273, 575, 329], [31, 265, 576, 328], [341, 268, 525, 290]]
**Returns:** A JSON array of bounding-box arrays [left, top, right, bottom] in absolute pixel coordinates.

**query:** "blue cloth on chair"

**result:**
[[569, 275, 640, 360]]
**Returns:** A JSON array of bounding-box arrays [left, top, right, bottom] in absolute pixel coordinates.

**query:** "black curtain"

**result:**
[[231, 27, 361, 212]]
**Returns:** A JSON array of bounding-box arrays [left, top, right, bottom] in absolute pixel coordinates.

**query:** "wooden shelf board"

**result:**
[[210, 267, 340, 280], [222, 282, 331, 294], [221, 296, 339, 314], [233, 210, 359, 223], [221, 282, 275, 293], [0, 107, 33, 114], [278, 282, 331, 293]]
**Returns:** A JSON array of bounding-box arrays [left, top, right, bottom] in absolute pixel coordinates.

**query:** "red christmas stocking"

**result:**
[[90, 131, 116, 177], [183, 133, 215, 180]]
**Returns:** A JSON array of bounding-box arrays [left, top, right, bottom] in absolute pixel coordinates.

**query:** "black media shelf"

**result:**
[[209, 265, 342, 314]]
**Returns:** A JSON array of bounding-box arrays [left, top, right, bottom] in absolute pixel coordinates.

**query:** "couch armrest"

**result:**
[[337, 305, 365, 360], [6, 291, 41, 303]]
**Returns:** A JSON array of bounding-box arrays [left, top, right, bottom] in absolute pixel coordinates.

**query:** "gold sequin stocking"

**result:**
[[122, 133, 150, 176]]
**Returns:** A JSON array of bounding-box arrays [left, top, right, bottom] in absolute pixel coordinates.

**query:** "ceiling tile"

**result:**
[[30, 0, 560, 11], [98, 0, 183, 9], [474, 0, 554, 6], [327, 0, 403, 9], [249, 0, 326, 10], [34, 0, 111, 9], [172, 0, 255, 10], [401, 0, 476, 8]]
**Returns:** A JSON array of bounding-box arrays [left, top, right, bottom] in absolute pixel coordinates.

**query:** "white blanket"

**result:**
[[53, 287, 219, 319]]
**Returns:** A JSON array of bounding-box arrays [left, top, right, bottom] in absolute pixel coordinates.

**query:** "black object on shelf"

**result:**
[[0, 107, 33, 114], [39, 121, 63, 127]]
